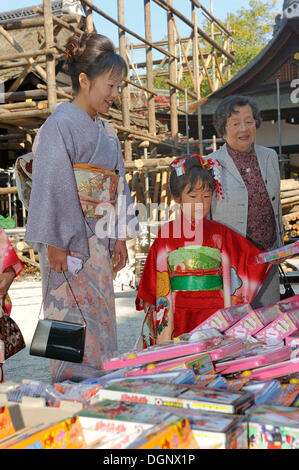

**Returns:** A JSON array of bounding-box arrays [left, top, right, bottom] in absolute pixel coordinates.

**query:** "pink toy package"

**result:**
[[225, 310, 265, 339], [238, 356, 299, 381], [191, 303, 253, 333], [254, 310, 299, 343], [124, 338, 244, 378], [214, 344, 292, 375], [125, 352, 214, 378], [102, 331, 223, 371], [285, 330, 299, 349]]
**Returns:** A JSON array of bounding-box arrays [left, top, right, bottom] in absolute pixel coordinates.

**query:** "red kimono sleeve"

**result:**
[[135, 239, 158, 311]]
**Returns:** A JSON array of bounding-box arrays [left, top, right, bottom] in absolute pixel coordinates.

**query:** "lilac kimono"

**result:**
[[25, 102, 139, 383]]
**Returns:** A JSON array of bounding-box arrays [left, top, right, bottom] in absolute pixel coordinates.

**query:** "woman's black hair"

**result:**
[[169, 155, 215, 200], [213, 95, 261, 138], [64, 32, 128, 92]]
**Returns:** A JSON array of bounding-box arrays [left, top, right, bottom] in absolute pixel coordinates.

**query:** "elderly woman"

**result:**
[[209, 95, 283, 308]]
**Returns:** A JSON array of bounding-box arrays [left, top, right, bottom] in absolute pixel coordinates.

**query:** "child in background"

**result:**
[[136, 155, 271, 345], [0, 228, 23, 315]]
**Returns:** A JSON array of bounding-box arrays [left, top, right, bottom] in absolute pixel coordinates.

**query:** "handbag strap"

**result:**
[[38, 270, 87, 327]]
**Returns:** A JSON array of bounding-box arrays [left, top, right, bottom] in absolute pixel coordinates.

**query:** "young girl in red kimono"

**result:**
[[136, 155, 271, 345]]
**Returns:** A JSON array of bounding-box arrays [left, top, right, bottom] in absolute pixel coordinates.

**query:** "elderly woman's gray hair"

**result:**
[[213, 95, 261, 138]]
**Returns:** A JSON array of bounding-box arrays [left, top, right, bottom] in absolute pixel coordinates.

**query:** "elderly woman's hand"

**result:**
[[0, 266, 16, 300], [113, 240, 128, 272]]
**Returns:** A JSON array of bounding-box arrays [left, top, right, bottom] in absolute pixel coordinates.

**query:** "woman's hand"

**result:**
[[0, 266, 15, 300], [48, 245, 69, 273], [113, 240, 128, 272]]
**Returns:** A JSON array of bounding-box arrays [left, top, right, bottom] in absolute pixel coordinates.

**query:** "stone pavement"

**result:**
[[2, 280, 142, 384]]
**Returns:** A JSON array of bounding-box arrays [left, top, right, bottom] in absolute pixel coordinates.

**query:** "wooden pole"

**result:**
[[144, 0, 156, 136], [167, 0, 178, 139], [81, 0, 94, 32], [43, 0, 57, 112], [118, 0, 132, 161], [192, 3, 203, 154]]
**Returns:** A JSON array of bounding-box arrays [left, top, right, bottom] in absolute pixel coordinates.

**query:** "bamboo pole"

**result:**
[[165, 79, 197, 100], [0, 47, 56, 63], [192, 3, 203, 155], [80, 0, 176, 60], [168, 0, 178, 139], [0, 109, 50, 122], [118, 0, 132, 161], [34, 6, 83, 35], [144, 0, 156, 137], [43, 0, 57, 112], [82, 0, 94, 32], [2, 14, 81, 31]]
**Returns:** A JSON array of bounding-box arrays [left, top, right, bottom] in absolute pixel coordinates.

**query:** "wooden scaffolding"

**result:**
[[0, 0, 234, 243]]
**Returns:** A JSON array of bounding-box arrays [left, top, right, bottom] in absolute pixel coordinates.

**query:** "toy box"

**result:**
[[97, 379, 254, 414], [254, 310, 299, 342], [285, 330, 299, 349], [192, 303, 252, 332], [103, 332, 222, 370], [248, 405, 299, 449], [125, 353, 214, 378], [214, 344, 291, 375], [238, 357, 299, 381], [157, 406, 247, 449], [126, 417, 199, 449], [225, 310, 265, 338], [78, 399, 182, 445]]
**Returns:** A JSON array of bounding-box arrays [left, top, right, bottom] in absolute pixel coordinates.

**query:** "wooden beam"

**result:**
[[0, 47, 56, 63], [165, 79, 197, 100], [2, 14, 81, 31], [34, 6, 83, 35], [153, 0, 234, 62], [144, 0, 156, 136], [80, 0, 176, 60], [43, 0, 57, 111], [168, 0, 178, 138]]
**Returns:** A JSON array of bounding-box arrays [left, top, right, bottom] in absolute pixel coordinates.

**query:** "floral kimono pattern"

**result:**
[[136, 214, 270, 344]]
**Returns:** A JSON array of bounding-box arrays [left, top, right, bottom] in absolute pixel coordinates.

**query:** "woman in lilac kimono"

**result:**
[[24, 33, 139, 383]]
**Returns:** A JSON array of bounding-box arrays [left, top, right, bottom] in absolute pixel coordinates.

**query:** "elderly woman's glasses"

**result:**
[[227, 120, 256, 130]]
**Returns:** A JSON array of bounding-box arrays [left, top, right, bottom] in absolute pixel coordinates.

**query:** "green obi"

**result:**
[[167, 245, 223, 292]]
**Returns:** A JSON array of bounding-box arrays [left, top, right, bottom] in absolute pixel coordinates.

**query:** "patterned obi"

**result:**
[[73, 163, 118, 218], [167, 245, 223, 291]]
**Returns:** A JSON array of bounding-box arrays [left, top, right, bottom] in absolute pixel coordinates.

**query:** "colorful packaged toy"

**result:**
[[214, 344, 291, 375], [127, 417, 199, 449], [248, 405, 299, 449], [254, 310, 299, 343], [78, 399, 182, 446], [98, 379, 254, 414], [238, 357, 299, 381], [255, 240, 299, 264], [191, 303, 253, 332], [102, 331, 223, 370]]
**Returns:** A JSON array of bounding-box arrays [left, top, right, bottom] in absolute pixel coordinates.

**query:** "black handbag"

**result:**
[[279, 264, 296, 300], [30, 271, 86, 363]]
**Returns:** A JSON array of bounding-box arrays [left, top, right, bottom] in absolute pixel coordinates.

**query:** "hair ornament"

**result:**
[[170, 154, 224, 200]]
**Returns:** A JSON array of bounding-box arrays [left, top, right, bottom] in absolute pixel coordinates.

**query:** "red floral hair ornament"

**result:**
[[170, 154, 224, 200]]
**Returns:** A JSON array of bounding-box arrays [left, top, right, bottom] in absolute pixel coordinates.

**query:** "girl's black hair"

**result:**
[[169, 156, 215, 200], [64, 32, 128, 92]]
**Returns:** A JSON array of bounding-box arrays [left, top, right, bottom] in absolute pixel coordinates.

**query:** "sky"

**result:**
[[0, 0, 284, 66]]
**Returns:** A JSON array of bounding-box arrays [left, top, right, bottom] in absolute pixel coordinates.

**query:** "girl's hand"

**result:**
[[0, 266, 15, 299], [48, 245, 69, 273], [113, 240, 128, 272]]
